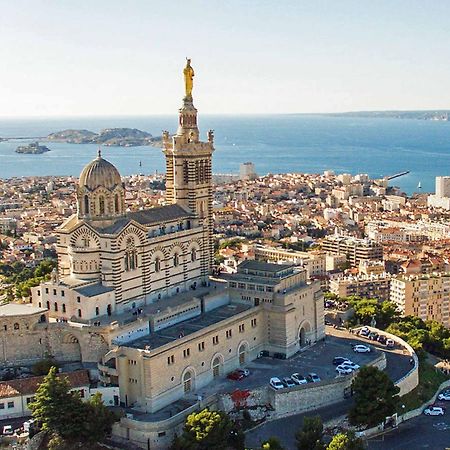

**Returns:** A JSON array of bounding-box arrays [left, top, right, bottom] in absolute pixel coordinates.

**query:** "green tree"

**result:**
[[82, 392, 117, 443], [295, 415, 325, 450], [261, 436, 285, 449], [172, 408, 244, 450], [327, 431, 364, 450], [47, 433, 67, 450], [29, 366, 85, 440], [349, 298, 377, 324], [349, 366, 400, 428]]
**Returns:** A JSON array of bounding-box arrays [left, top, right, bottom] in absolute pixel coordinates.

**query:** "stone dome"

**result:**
[[77, 150, 126, 221], [79, 151, 122, 191]]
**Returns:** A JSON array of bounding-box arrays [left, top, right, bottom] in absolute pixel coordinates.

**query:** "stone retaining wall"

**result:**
[[362, 326, 419, 396], [270, 353, 386, 419]]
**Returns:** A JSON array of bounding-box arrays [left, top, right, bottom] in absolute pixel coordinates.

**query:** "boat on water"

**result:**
[[417, 181, 422, 189]]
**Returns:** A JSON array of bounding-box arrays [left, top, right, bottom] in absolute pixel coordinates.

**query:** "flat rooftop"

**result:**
[[126, 303, 253, 351], [238, 260, 294, 274], [0, 303, 46, 317]]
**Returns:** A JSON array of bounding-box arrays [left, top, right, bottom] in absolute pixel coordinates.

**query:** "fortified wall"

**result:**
[[0, 304, 109, 367]]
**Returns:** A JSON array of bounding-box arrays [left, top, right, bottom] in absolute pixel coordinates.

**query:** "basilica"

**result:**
[[31, 71, 214, 322], [24, 62, 324, 448]]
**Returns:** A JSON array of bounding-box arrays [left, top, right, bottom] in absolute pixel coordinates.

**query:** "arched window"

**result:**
[[114, 194, 120, 214], [13, 323, 19, 330], [212, 357, 221, 378], [62, 304, 66, 313], [54, 303, 58, 312], [238, 344, 247, 365], [191, 248, 197, 262], [183, 371, 192, 393], [78, 309, 82, 318], [155, 257, 161, 273], [173, 253, 179, 267], [124, 238, 137, 271], [99, 196, 105, 215], [84, 195, 89, 214]]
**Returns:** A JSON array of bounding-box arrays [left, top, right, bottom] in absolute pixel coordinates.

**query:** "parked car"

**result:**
[[324, 319, 332, 326], [292, 373, 308, 385], [438, 391, 450, 401], [270, 377, 285, 390], [368, 331, 379, 341], [336, 365, 353, 375], [340, 361, 360, 371], [238, 369, 250, 377], [359, 327, 370, 337], [423, 405, 445, 416], [307, 373, 321, 383], [2, 426, 13, 436], [377, 335, 387, 345], [353, 344, 371, 353], [282, 377, 296, 388], [227, 370, 245, 381], [386, 339, 395, 348], [333, 356, 351, 366]]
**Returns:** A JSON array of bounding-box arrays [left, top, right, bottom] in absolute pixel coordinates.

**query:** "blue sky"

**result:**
[[1, 0, 450, 116]]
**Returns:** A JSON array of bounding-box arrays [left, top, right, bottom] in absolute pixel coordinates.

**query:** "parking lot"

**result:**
[[196, 327, 413, 398], [199, 334, 383, 398]]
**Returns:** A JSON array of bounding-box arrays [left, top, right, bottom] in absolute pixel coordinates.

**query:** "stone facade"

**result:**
[[101, 261, 324, 415]]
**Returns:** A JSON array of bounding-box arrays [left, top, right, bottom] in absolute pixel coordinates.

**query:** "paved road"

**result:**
[[245, 400, 352, 450], [245, 327, 413, 449], [367, 414, 450, 450]]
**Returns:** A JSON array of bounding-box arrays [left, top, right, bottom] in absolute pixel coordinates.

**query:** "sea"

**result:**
[[1, 114, 450, 195]]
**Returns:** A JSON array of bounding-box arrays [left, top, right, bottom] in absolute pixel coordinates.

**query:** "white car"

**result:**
[[239, 369, 250, 377], [2, 425, 13, 435], [353, 344, 371, 353], [359, 327, 370, 337], [340, 361, 360, 371], [336, 365, 353, 375], [423, 406, 445, 416], [292, 373, 308, 385], [438, 392, 450, 401], [269, 377, 284, 390]]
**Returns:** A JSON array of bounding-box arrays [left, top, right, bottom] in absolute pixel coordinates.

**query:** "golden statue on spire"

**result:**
[[184, 58, 194, 98]]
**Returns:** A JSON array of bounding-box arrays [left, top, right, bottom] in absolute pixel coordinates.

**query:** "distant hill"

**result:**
[[46, 128, 163, 147], [323, 110, 450, 121]]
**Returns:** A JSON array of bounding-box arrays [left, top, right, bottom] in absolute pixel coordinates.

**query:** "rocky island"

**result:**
[[15, 142, 51, 154], [47, 128, 163, 147]]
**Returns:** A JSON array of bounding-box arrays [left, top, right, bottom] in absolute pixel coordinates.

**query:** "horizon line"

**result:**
[[0, 108, 449, 120]]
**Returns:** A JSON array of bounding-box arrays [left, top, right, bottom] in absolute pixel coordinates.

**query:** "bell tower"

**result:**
[[163, 59, 214, 273]]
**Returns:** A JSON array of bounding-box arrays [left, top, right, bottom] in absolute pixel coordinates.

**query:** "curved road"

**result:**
[[245, 327, 413, 450]]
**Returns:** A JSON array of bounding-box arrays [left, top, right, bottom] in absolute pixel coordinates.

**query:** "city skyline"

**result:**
[[1, 0, 450, 117]]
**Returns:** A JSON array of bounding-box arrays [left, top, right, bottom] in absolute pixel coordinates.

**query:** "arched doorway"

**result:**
[[298, 322, 312, 347], [183, 371, 193, 393], [212, 356, 222, 378], [238, 344, 247, 365], [59, 332, 82, 362]]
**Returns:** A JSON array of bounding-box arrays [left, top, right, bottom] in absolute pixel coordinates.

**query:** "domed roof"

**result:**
[[79, 150, 122, 191]]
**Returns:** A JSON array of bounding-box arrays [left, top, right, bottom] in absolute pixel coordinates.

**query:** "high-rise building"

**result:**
[[322, 236, 383, 266], [436, 176, 450, 198], [428, 176, 450, 210], [390, 274, 450, 327], [239, 161, 257, 180]]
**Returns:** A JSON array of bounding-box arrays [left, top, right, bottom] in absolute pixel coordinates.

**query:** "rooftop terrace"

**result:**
[[126, 302, 253, 351]]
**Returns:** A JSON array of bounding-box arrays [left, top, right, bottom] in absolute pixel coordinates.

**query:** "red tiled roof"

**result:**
[[0, 370, 90, 399]]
